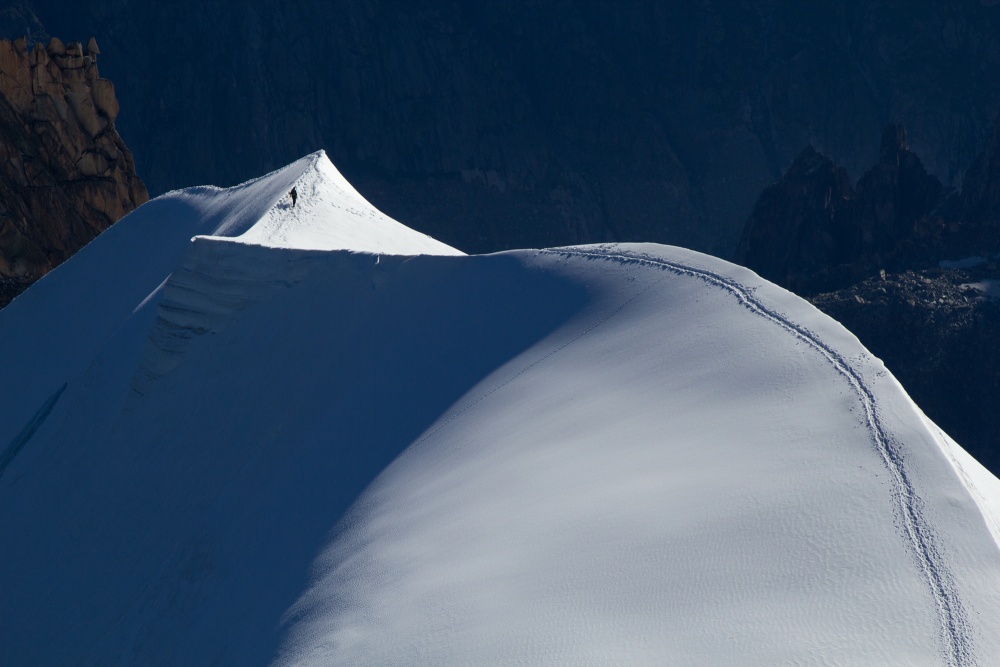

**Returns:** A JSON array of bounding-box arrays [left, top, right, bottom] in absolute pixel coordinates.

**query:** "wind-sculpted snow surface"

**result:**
[[129, 239, 330, 398], [2, 154, 1000, 666], [268, 245, 1000, 667], [546, 247, 974, 665]]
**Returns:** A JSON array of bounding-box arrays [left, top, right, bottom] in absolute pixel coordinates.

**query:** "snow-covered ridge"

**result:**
[[231, 150, 463, 255], [547, 246, 976, 664], [0, 150, 459, 447], [126, 150, 461, 397], [635, 244, 1000, 663], [2, 154, 1000, 666]]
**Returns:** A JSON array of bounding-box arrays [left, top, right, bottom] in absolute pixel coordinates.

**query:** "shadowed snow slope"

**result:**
[[2, 154, 1000, 666]]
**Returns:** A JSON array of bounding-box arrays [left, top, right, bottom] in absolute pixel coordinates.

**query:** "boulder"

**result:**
[[76, 150, 110, 177], [66, 91, 106, 137], [46, 37, 65, 56], [91, 78, 118, 120]]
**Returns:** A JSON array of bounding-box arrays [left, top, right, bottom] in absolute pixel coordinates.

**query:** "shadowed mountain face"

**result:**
[[734, 125, 946, 295], [736, 114, 1000, 291], [19, 1, 1000, 255]]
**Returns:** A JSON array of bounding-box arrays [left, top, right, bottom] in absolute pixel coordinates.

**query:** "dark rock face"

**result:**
[[738, 112, 1000, 291], [733, 147, 853, 293], [960, 115, 1000, 247], [811, 266, 1000, 474], [21, 1, 1000, 255], [735, 125, 947, 294], [850, 125, 944, 261], [0, 36, 148, 306]]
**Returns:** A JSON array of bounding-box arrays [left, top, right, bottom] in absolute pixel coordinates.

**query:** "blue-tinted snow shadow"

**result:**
[[0, 189, 273, 451], [249, 252, 589, 664], [64, 249, 592, 664]]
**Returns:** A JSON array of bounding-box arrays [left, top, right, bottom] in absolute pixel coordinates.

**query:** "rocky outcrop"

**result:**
[[848, 125, 945, 260], [734, 125, 948, 294], [737, 113, 1000, 296], [732, 147, 854, 293], [959, 113, 1000, 250], [0, 36, 147, 306]]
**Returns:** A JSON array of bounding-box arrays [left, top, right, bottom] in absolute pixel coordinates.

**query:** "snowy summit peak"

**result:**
[[227, 150, 463, 256]]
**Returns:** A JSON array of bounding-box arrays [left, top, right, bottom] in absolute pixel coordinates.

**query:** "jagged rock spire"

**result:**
[[880, 123, 908, 163], [735, 124, 946, 294]]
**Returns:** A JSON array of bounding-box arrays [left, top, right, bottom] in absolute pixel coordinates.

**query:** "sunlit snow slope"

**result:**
[[2, 153, 1000, 666]]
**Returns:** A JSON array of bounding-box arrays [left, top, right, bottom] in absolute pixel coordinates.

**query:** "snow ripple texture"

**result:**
[[545, 245, 974, 667], [130, 238, 322, 399]]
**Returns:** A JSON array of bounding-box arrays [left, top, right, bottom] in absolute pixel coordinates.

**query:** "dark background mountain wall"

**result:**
[[10, 0, 1000, 255]]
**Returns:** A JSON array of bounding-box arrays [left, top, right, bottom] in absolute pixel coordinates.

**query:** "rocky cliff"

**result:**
[[734, 125, 948, 294], [960, 112, 1000, 248], [737, 113, 1000, 292], [0, 35, 147, 307], [730, 146, 855, 293]]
